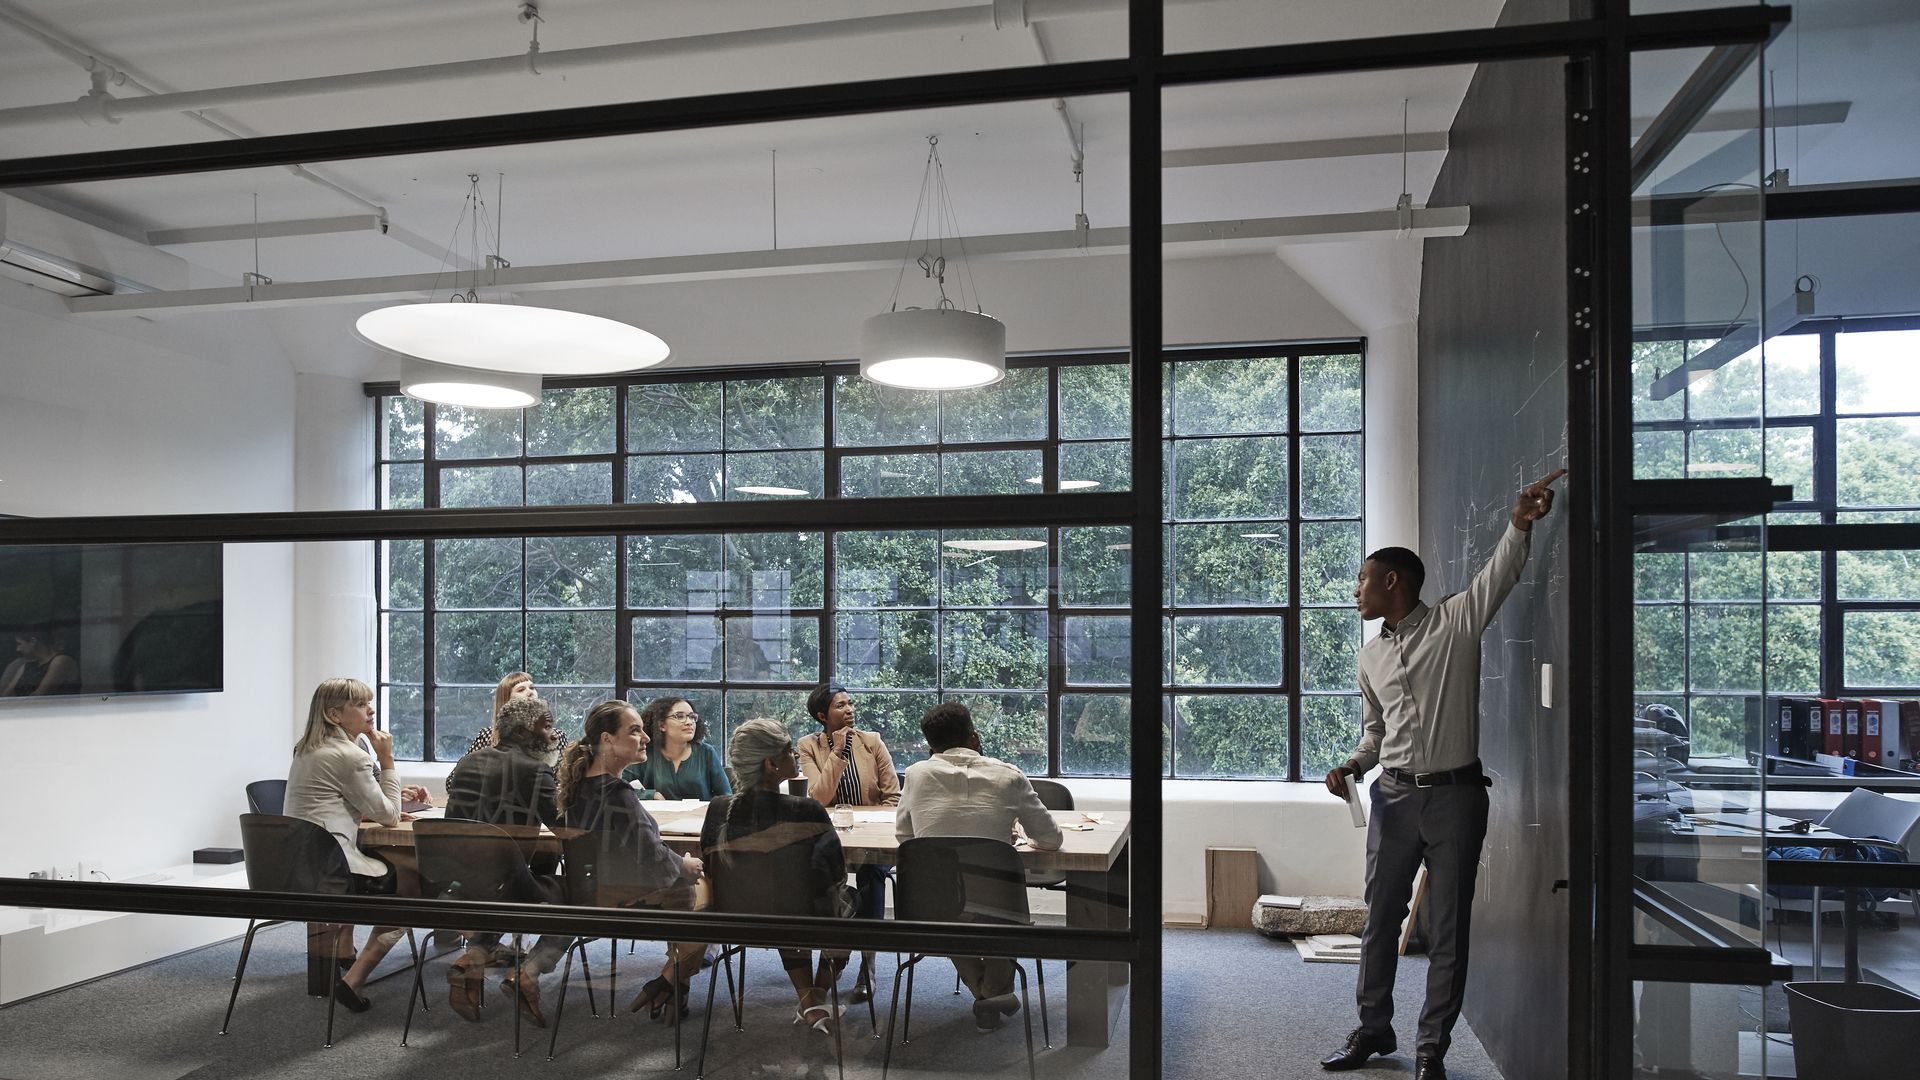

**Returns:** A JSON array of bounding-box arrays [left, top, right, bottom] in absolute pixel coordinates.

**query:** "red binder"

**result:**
[[1842, 699, 1864, 760], [1817, 698, 1844, 757], [1861, 699, 1885, 766]]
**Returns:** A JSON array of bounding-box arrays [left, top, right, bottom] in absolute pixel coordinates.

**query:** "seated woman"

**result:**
[[797, 684, 899, 1002], [464, 671, 548, 755], [704, 719, 856, 1040], [442, 696, 572, 1026], [284, 677, 430, 1013], [556, 700, 707, 1023], [0, 628, 78, 697], [622, 696, 732, 802]]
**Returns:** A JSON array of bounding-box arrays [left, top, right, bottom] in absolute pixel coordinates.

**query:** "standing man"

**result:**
[[1319, 469, 1564, 1079]]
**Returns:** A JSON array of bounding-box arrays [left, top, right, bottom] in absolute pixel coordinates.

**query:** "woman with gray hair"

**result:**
[[700, 719, 856, 1043]]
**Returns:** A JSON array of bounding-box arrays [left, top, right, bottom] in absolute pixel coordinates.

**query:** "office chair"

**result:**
[[244, 778, 286, 816], [884, 836, 1045, 1080]]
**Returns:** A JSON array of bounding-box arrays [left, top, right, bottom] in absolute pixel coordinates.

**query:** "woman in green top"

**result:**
[[621, 697, 732, 801]]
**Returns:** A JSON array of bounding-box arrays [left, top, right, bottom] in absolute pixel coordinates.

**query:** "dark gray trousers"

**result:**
[[1355, 770, 1490, 1058]]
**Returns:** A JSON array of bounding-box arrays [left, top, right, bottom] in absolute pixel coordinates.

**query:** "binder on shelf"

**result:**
[[1817, 698, 1844, 757], [1843, 699, 1864, 760], [1861, 699, 1885, 766], [1772, 697, 1814, 761]]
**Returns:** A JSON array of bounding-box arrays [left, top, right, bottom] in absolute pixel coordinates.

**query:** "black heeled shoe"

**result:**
[[629, 975, 674, 1018], [332, 980, 371, 1014]]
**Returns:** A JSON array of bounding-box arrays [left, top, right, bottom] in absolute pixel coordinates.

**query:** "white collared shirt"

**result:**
[[895, 747, 1064, 851], [1351, 523, 1532, 775]]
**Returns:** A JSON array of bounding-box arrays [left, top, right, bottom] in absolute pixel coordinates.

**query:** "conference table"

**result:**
[[357, 803, 1134, 1047]]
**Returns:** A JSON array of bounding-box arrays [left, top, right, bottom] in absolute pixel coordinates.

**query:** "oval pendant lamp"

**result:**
[[358, 302, 672, 408]]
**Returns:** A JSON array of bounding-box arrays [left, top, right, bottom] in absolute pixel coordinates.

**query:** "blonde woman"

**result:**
[[557, 700, 707, 1023], [284, 678, 430, 1013]]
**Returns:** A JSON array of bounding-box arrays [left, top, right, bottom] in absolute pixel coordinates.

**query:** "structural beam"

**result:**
[[1628, 41, 1765, 191], [67, 206, 1471, 315], [1163, 131, 1447, 168]]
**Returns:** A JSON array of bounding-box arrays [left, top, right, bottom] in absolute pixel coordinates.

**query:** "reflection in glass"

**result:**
[[834, 610, 936, 687], [1843, 609, 1920, 687], [1059, 526, 1131, 607], [941, 528, 1047, 606], [940, 610, 1047, 690], [727, 450, 823, 499], [527, 461, 612, 505], [435, 402, 522, 459], [942, 449, 1042, 497], [440, 465, 522, 507], [1058, 364, 1130, 440], [726, 378, 824, 450], [435, 538, 523, 608], [841, 452, 937, 498], [835, 532, 937, 608], [726, 533, 825, 609], [1172, 524, 1287, 606], [1171, 614, 1285, 685], [627, 453, 724, 503], [1064, 616, 1130, 685], [1175, 694, 1287, 777], [1688, 605, 1762, 692], [834, 375, 937, 447], [1174, 355, 1288, 435], [629, 380, 722, 452], [528, 386, 615, 455], [632, 614, 723, 681], [942, 367, 1047, 443], [1171, 436, 1289, 519], [1058, 440, 1130, 493], [627, 534, 721, 609]]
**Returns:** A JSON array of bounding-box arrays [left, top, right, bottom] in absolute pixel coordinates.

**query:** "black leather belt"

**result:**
[[1383, 761, 1492, 788]]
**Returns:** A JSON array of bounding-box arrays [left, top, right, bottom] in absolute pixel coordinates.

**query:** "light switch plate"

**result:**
[[1540, 663, 1554, 708]]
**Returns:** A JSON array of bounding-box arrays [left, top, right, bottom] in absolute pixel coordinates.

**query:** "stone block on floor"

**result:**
[[1252, 895, 1367, 937]]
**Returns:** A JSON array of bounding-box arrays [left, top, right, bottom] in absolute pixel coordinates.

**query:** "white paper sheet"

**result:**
[[1344, 773, 1367, 828], [852, 811, 896, 823]]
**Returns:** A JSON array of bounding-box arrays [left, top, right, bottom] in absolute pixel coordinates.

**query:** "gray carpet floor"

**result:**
[[0, 924, 1501, 1080]]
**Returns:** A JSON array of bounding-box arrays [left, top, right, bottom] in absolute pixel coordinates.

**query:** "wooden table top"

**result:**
[[362, 806, 1131, 873]]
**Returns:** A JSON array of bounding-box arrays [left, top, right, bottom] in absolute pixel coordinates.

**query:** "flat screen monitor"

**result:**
[[0, 544, 222, 699]]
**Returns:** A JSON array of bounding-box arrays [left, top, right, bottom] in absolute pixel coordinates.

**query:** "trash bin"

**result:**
[[1783, 981, 1920, 1080]]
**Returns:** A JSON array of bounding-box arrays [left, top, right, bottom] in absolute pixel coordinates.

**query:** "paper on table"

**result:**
[[1344, 773, 1367, 828], [1059, 822, 1096, 831], [658, 817, 705, 835], [408, 806, 445, 820], [852, 811, 896, 823]]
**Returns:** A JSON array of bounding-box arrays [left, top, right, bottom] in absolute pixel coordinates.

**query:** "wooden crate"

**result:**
[[1205, 847, 1260, 929]]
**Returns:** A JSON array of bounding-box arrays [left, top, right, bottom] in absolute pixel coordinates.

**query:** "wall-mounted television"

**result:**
[[0, 544, 222, 699]]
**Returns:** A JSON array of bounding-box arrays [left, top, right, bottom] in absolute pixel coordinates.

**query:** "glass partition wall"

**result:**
[[0, 5, 1809, 1079]]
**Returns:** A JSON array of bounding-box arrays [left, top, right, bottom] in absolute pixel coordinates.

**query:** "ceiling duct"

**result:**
[[0, 194, 184, 297]]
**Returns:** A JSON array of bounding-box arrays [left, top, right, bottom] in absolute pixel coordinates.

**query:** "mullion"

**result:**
[[1287, 350, 1303, 782]]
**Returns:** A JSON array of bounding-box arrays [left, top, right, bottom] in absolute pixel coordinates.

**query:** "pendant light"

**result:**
[[861, 137, 1005, 390], [360, 174, 671, 408]]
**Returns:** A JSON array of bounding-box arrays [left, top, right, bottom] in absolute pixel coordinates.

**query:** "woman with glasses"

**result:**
[[622, 697, 732, 803]]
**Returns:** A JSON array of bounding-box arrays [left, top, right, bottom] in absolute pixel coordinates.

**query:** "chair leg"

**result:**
[[512, 936, 524, 1059], [729, 948, 746, 1030], [546, 940, 577, 1061], [903, 956, 918, 1043], [953, 970, 963, 995], [829, 977, 845, 1080], [401, 927, 429, 1047], [405, 929, 427, 1013], [610, 938, 618, 1005], [1035, 957, 1050, 1049], [324, 936, 340, 1049], [219, 920, 259, 1036], [866, 957, 879, 1037], [695, 946, 733, 1079], [881, 954, 919, 1080], [578, 939, 599, 1018], [1013, 962, 1036, 1080]]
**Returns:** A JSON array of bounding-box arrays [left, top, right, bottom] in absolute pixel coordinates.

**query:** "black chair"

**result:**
[[405, 819, 587, 1057], [245, 778, 287, 816], [696, 822, 861, 1080], [885, 836, 1043, 1080], [224, 813, 412, 1048]]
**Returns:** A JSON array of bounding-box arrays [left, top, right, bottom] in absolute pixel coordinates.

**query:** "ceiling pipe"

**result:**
[[0, 0, 1223, 130]]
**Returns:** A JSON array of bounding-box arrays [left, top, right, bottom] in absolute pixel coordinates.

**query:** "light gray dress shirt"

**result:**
[[285, 736, 402, 877], [895, 748, 1064, 851], [1350, 523, 1532, 776]]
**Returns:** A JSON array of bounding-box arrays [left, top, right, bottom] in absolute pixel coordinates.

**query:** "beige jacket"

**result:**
[[798, 728, 900, 807]]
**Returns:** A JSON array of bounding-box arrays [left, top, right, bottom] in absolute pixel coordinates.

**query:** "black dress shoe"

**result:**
[[1415, 1054, 1447, 1079], [1320, 1028, 1396, 1070], [331, 980, 371, 1014]]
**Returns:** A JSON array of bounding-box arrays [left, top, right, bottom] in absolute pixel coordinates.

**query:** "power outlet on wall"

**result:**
[[53, 865, 78, 881], [79, 860, 104, 881]]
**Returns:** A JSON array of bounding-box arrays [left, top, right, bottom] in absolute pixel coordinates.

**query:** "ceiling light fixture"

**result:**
[[942, 539, 1047, 553], [1024, 476, 1103, 490], [363, 174, 671, 407], [734, 485, 810, 496], [861, 136, 1005, 391]]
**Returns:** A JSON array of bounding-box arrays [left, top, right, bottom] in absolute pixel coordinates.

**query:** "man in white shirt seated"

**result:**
[[896, 702, 1064, 1032]]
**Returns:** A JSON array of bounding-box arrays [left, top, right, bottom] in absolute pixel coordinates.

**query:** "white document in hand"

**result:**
[[1344, 773, 1367, 828]]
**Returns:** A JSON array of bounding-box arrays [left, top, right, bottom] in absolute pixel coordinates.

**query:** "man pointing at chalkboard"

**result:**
[[1318, 469, 1564, 1080]]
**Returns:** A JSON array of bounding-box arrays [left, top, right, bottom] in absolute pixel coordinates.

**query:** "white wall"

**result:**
[[0, 275, 297, 878], [292, 373, 376, 723]]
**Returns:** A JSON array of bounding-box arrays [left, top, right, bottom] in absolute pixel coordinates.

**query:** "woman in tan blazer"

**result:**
[[796, 683, 899, 1001]]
